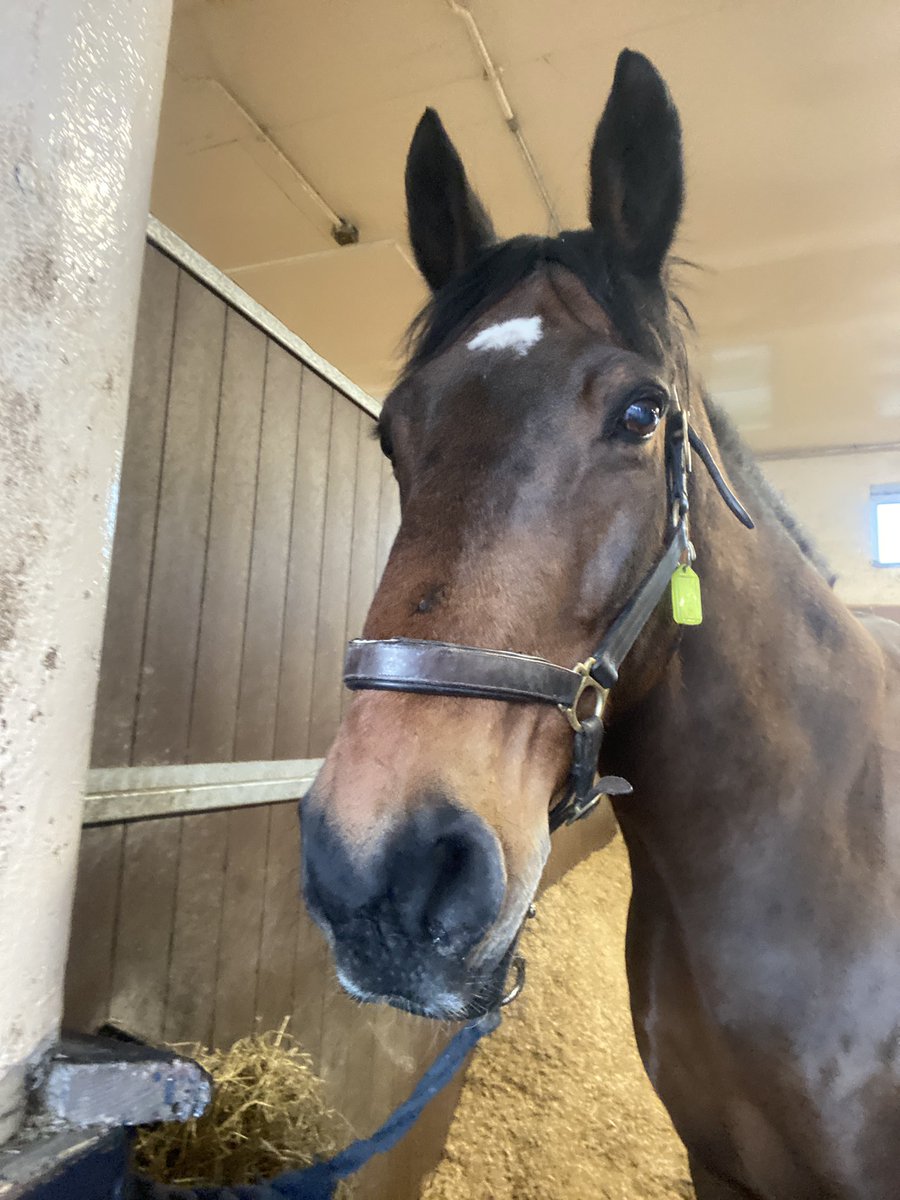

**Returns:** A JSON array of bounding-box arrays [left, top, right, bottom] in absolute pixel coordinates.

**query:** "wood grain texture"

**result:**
[[63, 825, 124, 1033], [188, 311, 267, 764], [132, 272, 225, 765], [234, 344, 302, 762], [255, 801, 301, 1031], [163, 810, 229, 1046], [75, 245, 458, 1199], [345, 413, 382, 641], [211, 806, 269, 1047], [275, 371, 334, 759], [91, 247, 178, 767], [375, 451, 401, 587], [341, 413, 383, 718], [290, 814, 328, 1069], [108, 819, 181, 1042], [308, 397, 360, 757]]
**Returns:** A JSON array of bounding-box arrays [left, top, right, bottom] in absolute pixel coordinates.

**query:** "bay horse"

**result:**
[[301, 49, 900, 1198]]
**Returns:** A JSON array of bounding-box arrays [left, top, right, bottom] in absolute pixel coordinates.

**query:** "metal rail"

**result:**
[[83, 758, 323, 825]]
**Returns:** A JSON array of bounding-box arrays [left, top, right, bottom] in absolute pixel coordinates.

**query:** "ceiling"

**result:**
[[152, 0, 900, 453]]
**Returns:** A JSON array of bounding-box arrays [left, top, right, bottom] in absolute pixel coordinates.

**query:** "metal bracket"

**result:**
[[32, 1027, 211, 1131]]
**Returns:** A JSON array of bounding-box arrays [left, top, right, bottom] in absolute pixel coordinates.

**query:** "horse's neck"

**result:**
[[607, 467, 886, 907]]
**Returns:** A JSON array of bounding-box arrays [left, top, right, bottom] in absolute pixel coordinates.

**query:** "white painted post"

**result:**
[[0, 0, 173, 1143]]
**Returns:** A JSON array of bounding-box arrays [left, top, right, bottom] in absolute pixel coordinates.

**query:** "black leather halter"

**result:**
[[344, 402, 753, 834]]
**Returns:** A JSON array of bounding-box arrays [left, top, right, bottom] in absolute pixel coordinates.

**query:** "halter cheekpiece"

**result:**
[[344, 392, 753, 833]]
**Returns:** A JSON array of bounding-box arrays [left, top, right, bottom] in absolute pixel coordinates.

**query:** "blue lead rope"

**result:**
[[128, 1010, 500, 1200]]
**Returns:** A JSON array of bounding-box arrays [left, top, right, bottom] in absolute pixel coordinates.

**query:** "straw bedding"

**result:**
[[419, 835, 693, 1200], [134, 1022, 351, 1197]]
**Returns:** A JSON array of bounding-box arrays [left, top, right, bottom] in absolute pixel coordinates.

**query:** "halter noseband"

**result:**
[[343, 399, 753, 834]]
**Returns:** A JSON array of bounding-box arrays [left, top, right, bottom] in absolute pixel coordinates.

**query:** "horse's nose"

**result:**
[[390, 802, 507, 952], [302, 797, 506, 957]]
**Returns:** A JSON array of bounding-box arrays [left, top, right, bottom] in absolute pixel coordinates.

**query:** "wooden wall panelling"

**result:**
[[91, 246, 178, 768], [163, 809, 229, 1046], [63, 825, 125, 1033], [291, 852, 329, 1069], [375, 452, 400, 585], [132, 271, 226, 766], [274, 372, 334, 760], [307, 396, 361, 758], [341, 413, 383, 718], [233, 342, 302, 762], [255, 800, 301, 1032], [211, 805, 270, 1048], [380, 1016, 455, 1197], [187, 309, 267, 765], [346, 1008, 451, 1199], [107, 819, 182, 1042], [319, 977, 380, 1137]]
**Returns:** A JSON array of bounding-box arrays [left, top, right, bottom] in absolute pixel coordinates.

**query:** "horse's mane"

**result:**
[[702, 399, 836, 586], [403, 231, 834, 585], [405, 230, 681, 373]]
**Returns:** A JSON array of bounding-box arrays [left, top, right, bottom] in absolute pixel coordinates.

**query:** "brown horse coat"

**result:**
[[301, 50, 900, 1199]]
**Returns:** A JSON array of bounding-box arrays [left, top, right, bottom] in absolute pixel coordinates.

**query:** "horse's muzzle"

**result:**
[[301, 790, 509, 1017]]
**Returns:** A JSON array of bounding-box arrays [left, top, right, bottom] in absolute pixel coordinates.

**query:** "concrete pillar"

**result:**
[[0, 0, 173, 1142]]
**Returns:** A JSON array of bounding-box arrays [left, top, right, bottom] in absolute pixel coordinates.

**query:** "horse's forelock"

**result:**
[[402, 230, 686, 382]]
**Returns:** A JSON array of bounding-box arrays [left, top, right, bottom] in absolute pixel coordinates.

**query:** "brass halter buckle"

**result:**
[[559, 658, 608, 732]]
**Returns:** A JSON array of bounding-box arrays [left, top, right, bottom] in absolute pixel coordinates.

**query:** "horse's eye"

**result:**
[[377, 426, 394, 461], [620, 399, 662, 439]]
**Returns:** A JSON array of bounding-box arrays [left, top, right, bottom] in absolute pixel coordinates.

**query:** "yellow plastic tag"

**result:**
[[671, 565, 703, 626]]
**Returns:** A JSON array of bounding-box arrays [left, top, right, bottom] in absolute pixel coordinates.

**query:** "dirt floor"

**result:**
[[419, 835, 694, 1200]]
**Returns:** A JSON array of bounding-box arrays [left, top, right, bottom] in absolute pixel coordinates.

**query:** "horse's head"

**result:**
[[302, 50, 687, 1018]]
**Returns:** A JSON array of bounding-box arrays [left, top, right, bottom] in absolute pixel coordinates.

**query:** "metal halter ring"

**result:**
[[559, 658, 608, 732]]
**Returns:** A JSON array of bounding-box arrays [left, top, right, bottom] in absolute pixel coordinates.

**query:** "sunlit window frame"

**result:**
[[871, 484, 900, 568]]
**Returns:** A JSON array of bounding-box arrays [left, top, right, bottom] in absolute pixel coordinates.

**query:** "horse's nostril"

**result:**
[[301, 794, 506, 960], [392, 801, 506, 955]]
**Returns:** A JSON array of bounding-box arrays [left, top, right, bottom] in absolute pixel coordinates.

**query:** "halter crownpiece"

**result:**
[[344, 402, 753, 832]]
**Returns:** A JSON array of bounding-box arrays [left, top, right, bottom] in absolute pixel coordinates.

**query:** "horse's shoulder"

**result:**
[[852, 611, 900, 667]]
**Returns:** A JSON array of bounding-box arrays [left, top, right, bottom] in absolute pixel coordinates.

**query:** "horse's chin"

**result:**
[[336, 936, 521, 1022]]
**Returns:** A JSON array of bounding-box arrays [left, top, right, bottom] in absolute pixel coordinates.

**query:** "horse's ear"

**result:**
[[405, 108, 495, 292], [589, 49, 684, 276]]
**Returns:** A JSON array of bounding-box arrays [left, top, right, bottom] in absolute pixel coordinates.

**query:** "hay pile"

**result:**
[[420, 835, 693, 1200], [134, 1022, 350, 1196]]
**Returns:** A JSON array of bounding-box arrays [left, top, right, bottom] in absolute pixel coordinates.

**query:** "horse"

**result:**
[[300, 48, 900, 1199]]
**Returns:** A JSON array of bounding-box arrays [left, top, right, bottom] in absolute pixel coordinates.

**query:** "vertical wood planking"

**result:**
[[163, 810, 229, 1046], [345, 413, 382, 640], [340, 413, 383, 718], [291, 825, 328, 1068], [255, 801, 301, 1032], [72, 237, 462, 1194], [307, 396, 361, 757], [188, 311, 267, 764], [318, 980, 379, 1136], [91, 247, 177, 767], [395, 1026, 463, 1196], [211, 806, 269, 1047], [375, 451, 401, 587], [63, 825, 125, 1032], [108, 820, 181, 1042], [232, 346, 304, 1036], [274, 372, 333, 759], [233, 344, 302, 761], [132, 273, 225, 765]]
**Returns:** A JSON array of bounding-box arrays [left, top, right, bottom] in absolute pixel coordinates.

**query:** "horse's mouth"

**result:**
[[335, 935, 522, 1022]]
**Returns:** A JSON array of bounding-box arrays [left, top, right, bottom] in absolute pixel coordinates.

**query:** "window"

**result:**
[[872, 486, 900, 566]]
